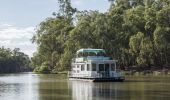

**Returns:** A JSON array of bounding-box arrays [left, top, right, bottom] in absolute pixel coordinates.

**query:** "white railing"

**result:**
[[68, 72, 92, 78], [68, 71, 123, 78]]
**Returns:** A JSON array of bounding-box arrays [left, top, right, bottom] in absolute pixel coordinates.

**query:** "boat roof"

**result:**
[[76, 49, 105, 54]]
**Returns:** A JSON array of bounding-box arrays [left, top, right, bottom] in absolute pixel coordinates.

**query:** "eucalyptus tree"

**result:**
[[31, 0, 170, 73], [0, 47, 31, 73], [32, 0, 76, 72]]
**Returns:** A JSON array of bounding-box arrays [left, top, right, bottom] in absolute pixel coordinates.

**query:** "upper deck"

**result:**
[[75, 49, 111, 62]]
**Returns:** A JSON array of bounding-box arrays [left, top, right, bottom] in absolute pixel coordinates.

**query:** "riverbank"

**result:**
[[34, 69, 170, 76], [34, 71, 170, 82], [124, 69, 170, 76], [125, 75, 170, 82]]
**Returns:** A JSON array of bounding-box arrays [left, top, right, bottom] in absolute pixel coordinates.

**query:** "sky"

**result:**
[[0, 0, 110, 57]]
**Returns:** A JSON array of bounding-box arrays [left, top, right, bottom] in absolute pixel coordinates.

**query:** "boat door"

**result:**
[[104, 64, 110, 77], [99, 64, 110, 78]]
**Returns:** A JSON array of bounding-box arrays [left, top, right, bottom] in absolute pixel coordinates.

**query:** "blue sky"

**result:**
[[0, 0, 110, 56]]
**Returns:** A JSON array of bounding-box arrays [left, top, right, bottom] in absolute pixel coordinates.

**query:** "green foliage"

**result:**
[[39, 66, 50, 74], [129, 32, 154, 66], [33, 61, 51, 73], [0, 47, 31, 73], [31, 0, 170, 73]]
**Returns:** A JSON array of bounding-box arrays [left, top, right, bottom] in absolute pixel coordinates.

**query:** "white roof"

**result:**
[[77, 48, 105, 53]]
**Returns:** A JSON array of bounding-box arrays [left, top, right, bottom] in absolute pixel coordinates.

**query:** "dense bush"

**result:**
[[0, 47, 31, 73]]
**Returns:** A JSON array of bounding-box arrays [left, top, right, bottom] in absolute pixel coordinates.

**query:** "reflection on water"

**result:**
[[69, 81, 128, 100], [69, 81, 119, 100], [69, 80, 170, 100], [0, 73, 39, 100], [37, 74, 70, 100], [1, 73, 170, 100]]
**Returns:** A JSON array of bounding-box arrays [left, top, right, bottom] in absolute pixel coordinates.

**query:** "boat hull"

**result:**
[[68, 77, 125, 82]]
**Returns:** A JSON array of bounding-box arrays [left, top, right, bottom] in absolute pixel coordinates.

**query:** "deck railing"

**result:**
[[68, 71, 124, 78]]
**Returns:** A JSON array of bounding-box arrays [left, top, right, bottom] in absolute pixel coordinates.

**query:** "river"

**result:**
[[0, 72, 170, 100]]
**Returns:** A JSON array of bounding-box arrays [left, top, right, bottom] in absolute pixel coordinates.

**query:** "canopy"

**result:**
[[76, 49, 106, 55]]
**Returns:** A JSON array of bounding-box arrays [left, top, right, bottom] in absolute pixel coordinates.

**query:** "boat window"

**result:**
[[87, 64, 90, 71], [99, 64, 104, 71], [111, 63, 115, 71], [97, 51, 106, 56], [88, 52, 96, 56], [81, 65, 85, 71], [78, 65, 80, 68], [92, 63, 96, 71], [77, 70, 79, 73], [105, 64, 110, 71], [83, 52, 87, 57]]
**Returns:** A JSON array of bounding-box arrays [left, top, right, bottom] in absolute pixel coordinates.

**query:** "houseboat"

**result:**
[[68, 49, 125, 82]]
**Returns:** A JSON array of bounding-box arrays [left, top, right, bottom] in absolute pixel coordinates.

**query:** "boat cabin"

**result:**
[[68, 49, 124, 81]]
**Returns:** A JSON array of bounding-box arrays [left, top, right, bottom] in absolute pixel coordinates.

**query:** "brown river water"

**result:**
[[0, 72, 170, 100]]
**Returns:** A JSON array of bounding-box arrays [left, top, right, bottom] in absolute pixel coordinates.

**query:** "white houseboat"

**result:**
[[68, 49, 125, 82]]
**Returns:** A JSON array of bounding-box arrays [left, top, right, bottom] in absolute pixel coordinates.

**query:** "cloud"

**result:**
[[0, 40, 11, 44], [72, 0, 83, 6], [0, 24, 13, 27], [71, 0, 109, 13], [0, 24, 36, 57]]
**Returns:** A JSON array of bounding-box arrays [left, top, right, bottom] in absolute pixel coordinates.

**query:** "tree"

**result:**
[[31, 0, 170, 73], [153, 27, 170, 66], [0, 47, 31, 73]]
